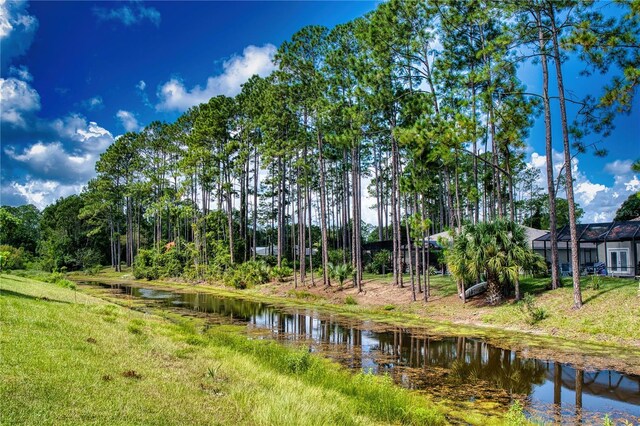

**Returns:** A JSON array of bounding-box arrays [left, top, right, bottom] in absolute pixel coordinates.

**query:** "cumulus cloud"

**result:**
[[116, 110, 141, 132], [137, 80, 146, 91], [51, 114, 114, 153], [5, 179, 85, 210], [93, 3, 161, 27], [5, 142, 95, 183], [0, 0, 38, 69], [527, 149, 640, 223], [4, 116, 114, 185], [0, 77, 40, 127], [156, 44, 277, 111]]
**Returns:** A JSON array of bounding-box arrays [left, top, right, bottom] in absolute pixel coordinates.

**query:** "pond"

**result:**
[[83, 282, 640, 424]]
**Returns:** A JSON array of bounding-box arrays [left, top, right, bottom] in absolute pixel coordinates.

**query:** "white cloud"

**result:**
[[116, 110, 141, 132], [0, 0, 38, 68], [50, 114, 114, 153], [93, 3, 161, 27], [574, 181, 607, 205], [527, 147, 640, 223], [80, 95, 104, 111], [5, 141, 95, 183], [604, 159, 632, 175], [0, 77, 40, 126], [8, 64, 32, 81], [625, 175, 640, 192], [156, 44, 277, 111], [9, 179, 84, 210], [137, 80, 146, 91]]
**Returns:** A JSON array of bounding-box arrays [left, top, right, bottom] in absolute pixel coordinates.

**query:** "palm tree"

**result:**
[[447, 219, 545, 304]]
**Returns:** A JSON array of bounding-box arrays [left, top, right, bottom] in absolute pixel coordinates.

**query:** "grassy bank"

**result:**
[[1, 274, 505, 425], [65, 268, 640, 374]]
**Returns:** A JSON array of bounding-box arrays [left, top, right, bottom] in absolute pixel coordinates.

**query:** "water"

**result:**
[[85, 282, 640, 423]]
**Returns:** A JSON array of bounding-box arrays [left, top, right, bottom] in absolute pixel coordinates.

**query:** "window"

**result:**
[[608, 248, 630, 275]]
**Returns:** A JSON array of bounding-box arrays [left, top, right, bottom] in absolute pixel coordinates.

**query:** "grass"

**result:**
[[1, 273, 478, 425]]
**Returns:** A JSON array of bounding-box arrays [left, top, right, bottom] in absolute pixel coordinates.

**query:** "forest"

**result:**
[[2, 0, 639, 308]]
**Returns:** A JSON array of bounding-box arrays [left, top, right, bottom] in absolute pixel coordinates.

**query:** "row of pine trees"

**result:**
[[79, 0, 639, 308]]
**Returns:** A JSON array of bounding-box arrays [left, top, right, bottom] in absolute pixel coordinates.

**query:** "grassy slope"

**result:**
[[1, 274, 504, 426]]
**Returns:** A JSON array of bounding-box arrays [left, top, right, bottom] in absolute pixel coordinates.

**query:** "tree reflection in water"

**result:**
[[91, 282, 640, 423]]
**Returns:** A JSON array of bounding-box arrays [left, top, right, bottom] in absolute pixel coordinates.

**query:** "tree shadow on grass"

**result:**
[[582, 282, 625, 304], [0, 288, 72, 304]]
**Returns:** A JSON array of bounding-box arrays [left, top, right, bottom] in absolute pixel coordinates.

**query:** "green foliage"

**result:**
[[447, 219, 547, 303], [0, 245, 29, 270], [520, 293, 547, 325], [133, 249, 159, 280], [327, 262, 354, 287], [224, 261, 269, 289], [588, 275, 602, 290], [37, 195, 107, 272], [328, 249, 346, 266], [269, 265, 293, 282], [133, 247, 185, 280], [523, 196, 584, 230], [614, 192, 640, 221], [284, 350, 312, 374], [55, 278, 77, 290], [365, 249, 391, 274], [383, 304, 396, 311], [504, 400, 527, 425], [0, 205, 40, 253], [127, 318, 145, 334], [344, 295, 357, 305]]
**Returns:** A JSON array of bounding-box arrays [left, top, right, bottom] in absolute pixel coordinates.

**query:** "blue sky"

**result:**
[[1, 0, 638, 223]]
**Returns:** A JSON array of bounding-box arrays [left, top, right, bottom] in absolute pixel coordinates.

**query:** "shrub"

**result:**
[[365, 250, 391, 274], [55, 278, 77, 290], [0, 245, 29, 271], [45, 271, 65, 283], [270, 265, 293, 282], [505, 400, 527, 425], [284, 350, 312, 374], [344, 295, 357, 305], [224, 261, 270, 289], [327, 262, 354, 287], [328, 249, 346, 265], [520, 293, 547, 325], [588, 275, 602, 290], [133, 249, 159, 280]]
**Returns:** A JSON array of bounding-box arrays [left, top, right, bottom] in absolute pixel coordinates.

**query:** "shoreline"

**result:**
[[70, 271, 640, 375]]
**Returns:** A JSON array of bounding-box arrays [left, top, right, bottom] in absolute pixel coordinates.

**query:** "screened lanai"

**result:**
[[532, 220, 640, 277]]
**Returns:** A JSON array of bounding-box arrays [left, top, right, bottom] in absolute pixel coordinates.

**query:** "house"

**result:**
[[533, 220, 640, 277]]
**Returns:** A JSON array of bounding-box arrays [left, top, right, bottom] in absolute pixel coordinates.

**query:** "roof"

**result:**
[[534, 221, 640, 243], [524, 226, 548, 244]]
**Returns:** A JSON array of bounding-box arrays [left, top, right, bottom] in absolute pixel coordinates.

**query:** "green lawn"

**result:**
[[2, 273, 502, 425]]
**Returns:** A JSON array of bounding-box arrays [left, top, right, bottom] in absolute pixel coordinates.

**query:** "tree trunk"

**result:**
[[317, 127, 330, 287], [536, 8, 561, 290], [549, 4, 582, 308], [486, 272, 502, 305]]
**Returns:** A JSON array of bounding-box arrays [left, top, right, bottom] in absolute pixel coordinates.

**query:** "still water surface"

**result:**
[[85, 282, 640, 424]]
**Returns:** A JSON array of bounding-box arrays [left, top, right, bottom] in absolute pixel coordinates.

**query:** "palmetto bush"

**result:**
[[327, 262, 354, 287], [446, 219, 546, 304]]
